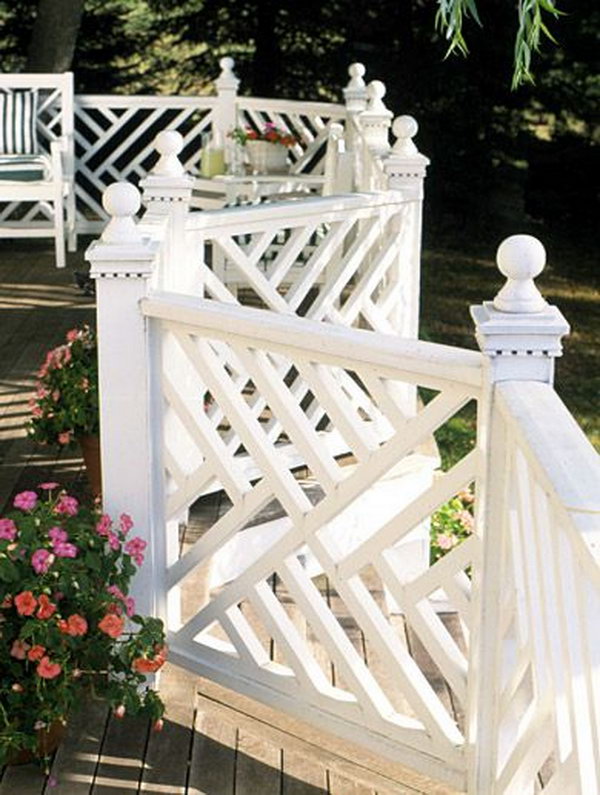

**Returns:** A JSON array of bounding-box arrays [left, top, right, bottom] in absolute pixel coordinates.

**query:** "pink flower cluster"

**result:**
[[13, 491, 38, 511], [124, 537, 147, 566], [48, 526, 78, 558], [54, 495, 79, 516], [107, 584, 136, 617], [38, 344, 71, 379], [0, 518, 17, 541]]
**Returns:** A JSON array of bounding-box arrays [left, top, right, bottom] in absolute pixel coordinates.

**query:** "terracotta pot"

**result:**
[[246, 140, 288, 174], [7, 720, 66, 765], [78, 434, 102, 497]]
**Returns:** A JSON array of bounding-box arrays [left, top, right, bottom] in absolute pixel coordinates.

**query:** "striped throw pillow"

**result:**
[[0, 89, 38, 155]]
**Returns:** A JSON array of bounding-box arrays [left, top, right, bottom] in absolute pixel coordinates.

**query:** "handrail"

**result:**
[[141, 291, 484, 391], [237, 96, 346, 116], [75, 93, 218, 108], [185, 190, 409, 231], [497, 380, 600, 560]]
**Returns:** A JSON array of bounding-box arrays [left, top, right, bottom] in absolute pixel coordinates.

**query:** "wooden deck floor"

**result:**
[[0, 241, 462, 795]]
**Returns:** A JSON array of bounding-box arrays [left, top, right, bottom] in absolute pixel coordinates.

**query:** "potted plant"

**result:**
[[0, 484, 166, 771], [28, 326, 101, 495], [229, 123, 297, 174]]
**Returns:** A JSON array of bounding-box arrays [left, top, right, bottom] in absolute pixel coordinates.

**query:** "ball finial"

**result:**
[[348, 62, 366, 80], [101, 182, 142, 244], [219, 56, 235, 74], [493, 234, 547, 313], [392, 115, 418, 140], [155, 130, 183, 157], [368, 80, 386, 100], [103, 182, 141, 218], [152, 130, 185, 177], [391, 115, 419, 155]]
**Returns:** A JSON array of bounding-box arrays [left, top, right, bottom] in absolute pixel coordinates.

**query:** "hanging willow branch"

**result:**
[[435, 0, 563, 89]]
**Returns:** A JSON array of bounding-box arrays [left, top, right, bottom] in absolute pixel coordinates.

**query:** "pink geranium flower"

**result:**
[[124, 536, 147, 566], [55, 495, 79, 516], [96, 514, 112, 537], [54, 541, 78, 558], [0, 518, 17, 541], [58, 431, 72, 445], [13, 491, 38, 511], [107, 531, 121, 551], [119, 513, 134, 535], [31, 548, 54, 574], [39, 482, 60, 491], [48, 526, 67, 544]]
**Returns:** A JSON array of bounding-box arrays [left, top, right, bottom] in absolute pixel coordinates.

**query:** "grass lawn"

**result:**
[[420, 222, 599, 462]]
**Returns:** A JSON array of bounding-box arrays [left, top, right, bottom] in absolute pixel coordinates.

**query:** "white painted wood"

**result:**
[[0, 72, 76, 267], [86, 186, 166, 622]]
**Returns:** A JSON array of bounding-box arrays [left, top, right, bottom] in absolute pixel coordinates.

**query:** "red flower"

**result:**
[[65, 614, 88, 636], [14, 590, 37, 616], [132, 644, 168, 674], [98, 613, 124, 639], [27, 644, 46, 662], [36, 656, 61, 679], [36, 594, 57, 620]]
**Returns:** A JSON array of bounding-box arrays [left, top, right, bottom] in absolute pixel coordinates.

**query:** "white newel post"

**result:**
[[140, 130, 195, 293], [356, 80, 392, 191], [213, 56, 240, 147], [467, 235, 570, 794], [343, 62, 368, 187], [85, 183, 166, 624], [382, 115, 430, 341]]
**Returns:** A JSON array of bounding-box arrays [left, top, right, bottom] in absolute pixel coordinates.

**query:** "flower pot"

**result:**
[[7, 720, 66, 765], [246, 140, 288, 174], [78, 434, 102, 497]]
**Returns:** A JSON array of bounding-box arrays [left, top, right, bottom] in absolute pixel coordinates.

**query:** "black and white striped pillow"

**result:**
[[0, 90, 38, 155]]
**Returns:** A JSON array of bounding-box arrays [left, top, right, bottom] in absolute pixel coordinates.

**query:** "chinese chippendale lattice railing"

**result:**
[[87, 178, 599, 794]]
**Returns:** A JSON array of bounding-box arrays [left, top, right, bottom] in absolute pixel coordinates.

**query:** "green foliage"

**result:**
[[0, 487, 166, 766], [435, 0, 563, 88], [27, 326, 98, 449]]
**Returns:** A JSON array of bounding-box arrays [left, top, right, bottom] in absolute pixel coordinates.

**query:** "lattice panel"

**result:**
[[201, 199, 416, 334], [488, 440, 600, 794], [74, 98, 215, 225], [154, 316, 483, 784]]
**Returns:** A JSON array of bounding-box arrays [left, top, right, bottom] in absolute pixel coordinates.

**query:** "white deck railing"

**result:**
[[86, 159, 598, 793]]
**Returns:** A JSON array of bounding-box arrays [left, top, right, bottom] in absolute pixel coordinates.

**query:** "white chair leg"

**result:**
[[67, 191, 77, 252], [54, 199, 66, 269]]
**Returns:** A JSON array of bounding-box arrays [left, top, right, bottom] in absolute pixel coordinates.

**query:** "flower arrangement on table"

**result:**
[[0, 484, 166, 769], [28, 325, 98, 449], [228, 122, 298, 148]]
